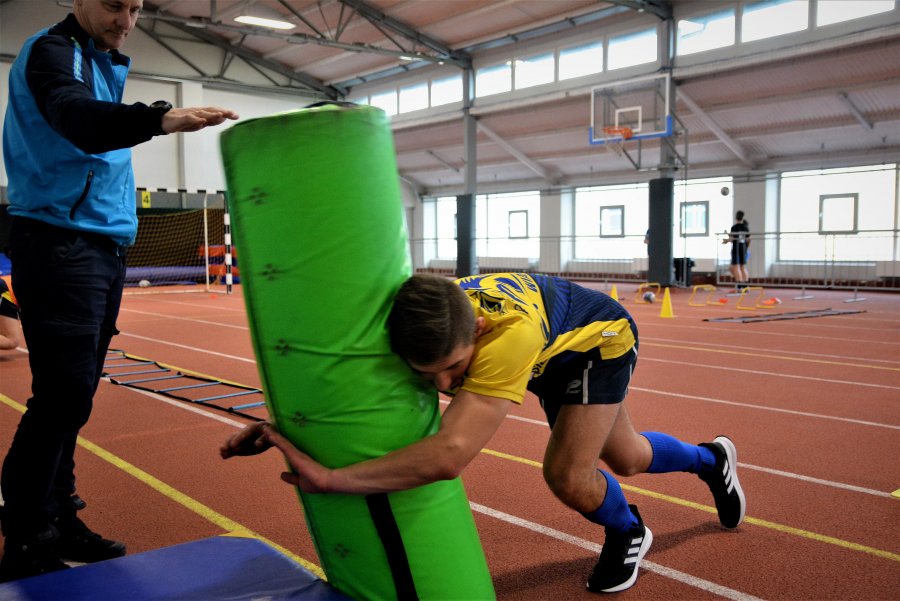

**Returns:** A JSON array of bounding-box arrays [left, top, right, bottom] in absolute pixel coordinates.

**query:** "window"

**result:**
[[431, 75, 462, 106], [817, 0, 895, 26], [742, 0, 809, 42], [819, 194, 857, 233], [677, 9, 736, 55], [515, 53, 555, 89], [436, 197, 458, 258], [369, 90, 397, 116], [680, 201, 709, 236], [608, 28, 658, 70], [600, 206, 625, 237], [477, 191, 539, 257], [398, 83, 428, 113], [574, 184, 647, 259], [476, 63, 512, 97], [779, 164, 896, 261], [559, 42, 603, 80], [508, 210, 529, 238]]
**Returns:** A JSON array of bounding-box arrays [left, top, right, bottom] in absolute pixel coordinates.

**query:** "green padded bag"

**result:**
[[220, 104, 494, 601]]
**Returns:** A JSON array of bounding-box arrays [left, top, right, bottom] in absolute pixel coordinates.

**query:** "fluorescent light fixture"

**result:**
[[234, 15, 295, 30]]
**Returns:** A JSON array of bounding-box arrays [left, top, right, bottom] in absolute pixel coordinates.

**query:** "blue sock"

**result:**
[[581, 470, 638, 532], [642, 431, 716, 474]]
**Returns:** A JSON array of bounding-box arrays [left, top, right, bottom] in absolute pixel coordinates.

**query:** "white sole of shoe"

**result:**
[[715, 435, 746, 527], [596, 526, 654, 593]]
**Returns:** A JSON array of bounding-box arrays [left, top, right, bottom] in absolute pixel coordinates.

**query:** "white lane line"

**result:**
[[470, 503, 766, 601], [630, 386, 900, 430], [118, 332, 257, 364], [641, 357, 900, 390], [645, 335, 900, 363], [441, 401, 893, 498], [120, 308, 250, 330]]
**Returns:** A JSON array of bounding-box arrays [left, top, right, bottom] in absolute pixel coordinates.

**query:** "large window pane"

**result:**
[[742, 0, 809, 42], [369, 89, 397, 116], [398, 83, 428, 113], [677, 9, 736, 55], [779, 165, 896, 261], [476, 63, 512, 97], [477, 191, 540, 257], [608, 28, 658, 70], [515, 52, 554, 89], [431, 75, 462, 106], [559, 42, 603, 80], [575, 184, 647, 258], [817, 0, 895, 26]]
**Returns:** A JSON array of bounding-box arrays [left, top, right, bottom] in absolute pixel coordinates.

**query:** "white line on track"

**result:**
[[118, 332, 257, 363], [95, 381, 768, 600], [641, 356, 900, 390], [641, 328, 900, 358], [630, 386, 900, 430], [440, 401, 893, 498], [120, 308, 249, 330], [470, 503, 766, 601], [647, 328, 900, 353]]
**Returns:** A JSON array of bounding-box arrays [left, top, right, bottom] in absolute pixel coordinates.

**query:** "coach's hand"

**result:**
[[220, 421, 274, 459]]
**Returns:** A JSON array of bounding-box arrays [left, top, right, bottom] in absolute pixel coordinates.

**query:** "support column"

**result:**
[[457, 67, 477, 277]]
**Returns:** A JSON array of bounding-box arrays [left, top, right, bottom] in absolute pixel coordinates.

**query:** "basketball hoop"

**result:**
[[602, 126, 633, 156]]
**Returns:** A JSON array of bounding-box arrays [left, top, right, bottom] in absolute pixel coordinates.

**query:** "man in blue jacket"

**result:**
[[0, 0, 238, 582]]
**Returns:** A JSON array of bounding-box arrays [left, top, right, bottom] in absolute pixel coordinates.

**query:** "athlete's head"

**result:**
[[74, 0, 143, 52], [735, 210, 745, 222], [388, 274, 481, 392]]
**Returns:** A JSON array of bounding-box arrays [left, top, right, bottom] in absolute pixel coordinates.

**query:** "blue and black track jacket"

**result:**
[[4, 14, 166, 246]]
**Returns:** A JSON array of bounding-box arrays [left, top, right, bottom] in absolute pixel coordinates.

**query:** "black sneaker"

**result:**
[[586, 505, 653, 593], [0, 525, 70, 583], [699, 435, 746, 528], [53, 514, 126, 563]]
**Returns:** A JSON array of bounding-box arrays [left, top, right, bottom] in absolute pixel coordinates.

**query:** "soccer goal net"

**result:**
[[125, 193, 234, 295]]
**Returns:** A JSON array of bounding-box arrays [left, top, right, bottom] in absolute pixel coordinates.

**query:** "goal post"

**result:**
[[125, 192, 235, 295]]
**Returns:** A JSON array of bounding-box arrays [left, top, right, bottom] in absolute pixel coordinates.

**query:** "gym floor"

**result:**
[[0, 282, 897, 600]]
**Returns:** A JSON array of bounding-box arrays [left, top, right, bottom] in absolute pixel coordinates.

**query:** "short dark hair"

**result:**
[[736, 210, 745, 221], [387, 274, 475, 365]]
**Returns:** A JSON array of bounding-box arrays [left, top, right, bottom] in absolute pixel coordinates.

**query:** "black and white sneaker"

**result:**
[[699, 435, 746, 528], [586, 504, 653, 593]]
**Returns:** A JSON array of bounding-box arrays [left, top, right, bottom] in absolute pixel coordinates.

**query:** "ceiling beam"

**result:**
[[837, 92, 874, 131], [337, 0, 470, 68], [140, 2, 341, 98], [477, 121, 553, 182], [604, 0, 672, 21], [678, 90, 756, 167]]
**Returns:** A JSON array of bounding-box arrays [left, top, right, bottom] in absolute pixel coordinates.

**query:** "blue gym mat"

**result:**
[[0, 535, 351, 600]]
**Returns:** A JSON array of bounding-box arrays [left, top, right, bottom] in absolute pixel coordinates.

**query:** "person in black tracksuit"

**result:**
[[0, 0, 237, 582], [725, 210, 750, 289]]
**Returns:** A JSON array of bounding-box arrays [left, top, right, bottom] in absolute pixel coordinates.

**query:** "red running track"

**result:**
[[0, 283, 897, 600]]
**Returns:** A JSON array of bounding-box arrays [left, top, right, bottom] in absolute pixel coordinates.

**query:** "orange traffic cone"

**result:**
[[660, 287, 675, 318]]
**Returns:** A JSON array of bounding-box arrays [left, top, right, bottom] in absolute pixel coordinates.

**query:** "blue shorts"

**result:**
[[528, 345, 637, 429]]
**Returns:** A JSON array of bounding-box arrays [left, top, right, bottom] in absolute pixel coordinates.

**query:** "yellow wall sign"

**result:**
[[141, 190, 151, 208]]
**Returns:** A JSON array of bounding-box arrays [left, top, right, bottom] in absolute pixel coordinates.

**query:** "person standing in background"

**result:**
[[724, 211, 750, 289], [0, 0, 238, 582]]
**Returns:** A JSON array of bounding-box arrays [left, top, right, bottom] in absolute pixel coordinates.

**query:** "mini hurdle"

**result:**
[[634, 282, 661, 303]]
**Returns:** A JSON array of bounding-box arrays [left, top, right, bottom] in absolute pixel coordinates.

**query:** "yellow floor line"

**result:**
[[480, 448, 900, 562], [0, 393, 325, 580]]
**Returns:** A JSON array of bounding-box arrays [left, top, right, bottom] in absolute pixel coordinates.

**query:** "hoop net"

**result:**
[[602, 126, 633, 156]]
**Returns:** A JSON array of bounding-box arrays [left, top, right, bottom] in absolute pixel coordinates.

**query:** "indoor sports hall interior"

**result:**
[[0, 1, 898, 599]]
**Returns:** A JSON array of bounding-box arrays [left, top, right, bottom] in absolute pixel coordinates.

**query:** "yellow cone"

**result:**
[[609, 284, 619, 302], [660, 287, 675, 318]]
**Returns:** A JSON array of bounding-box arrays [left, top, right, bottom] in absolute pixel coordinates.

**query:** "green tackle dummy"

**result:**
[[220, 104, 494, 600]]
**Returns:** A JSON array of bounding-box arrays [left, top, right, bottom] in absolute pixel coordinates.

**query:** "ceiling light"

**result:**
[[235, 15, 295, 30]]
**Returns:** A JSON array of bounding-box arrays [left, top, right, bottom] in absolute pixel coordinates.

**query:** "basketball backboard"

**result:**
[[589, 72, 672, 145]]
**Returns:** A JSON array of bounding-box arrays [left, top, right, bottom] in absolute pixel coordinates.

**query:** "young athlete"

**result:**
[[223, 273, 746, 593]]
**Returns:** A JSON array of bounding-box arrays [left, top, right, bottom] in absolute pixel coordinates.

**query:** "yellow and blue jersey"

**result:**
[[456, 273, 637, 404]]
